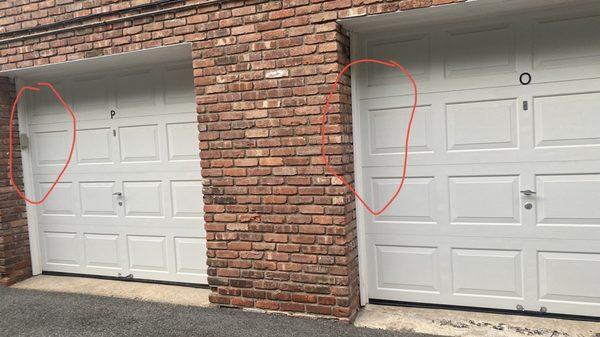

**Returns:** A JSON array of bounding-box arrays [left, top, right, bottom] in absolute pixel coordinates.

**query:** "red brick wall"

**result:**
[[0, 0, 465, 319], [0, 0, 180, 34], [0, 77, 30, 286]]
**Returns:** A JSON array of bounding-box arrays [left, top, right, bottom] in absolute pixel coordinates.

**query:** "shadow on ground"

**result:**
[[0, 287, 438, 337]]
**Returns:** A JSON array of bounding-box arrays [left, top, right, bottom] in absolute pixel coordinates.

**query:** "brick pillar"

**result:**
[[0, 77, 31, 286], [196, 5, 360, 319]]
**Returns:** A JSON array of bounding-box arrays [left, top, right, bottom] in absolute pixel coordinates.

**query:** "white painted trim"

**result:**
[[338, 0, 598, 33], [349, 31, 369, 306], [16, 78, 43, 276]]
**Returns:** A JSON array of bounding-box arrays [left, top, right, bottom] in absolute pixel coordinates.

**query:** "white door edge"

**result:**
[[16, 77, 43, 276], [349, 31, 369, 306]]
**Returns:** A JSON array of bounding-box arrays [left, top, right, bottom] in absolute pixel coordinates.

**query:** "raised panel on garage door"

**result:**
[[24, 62, 207, 284], [532, 12, 600, 83], [538, 251, 600, 305], [358, 5, 600, 317]]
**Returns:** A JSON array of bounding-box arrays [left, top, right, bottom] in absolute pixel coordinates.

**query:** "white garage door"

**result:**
[[22, 62, 207, 284], [357, 6, 600, 316]]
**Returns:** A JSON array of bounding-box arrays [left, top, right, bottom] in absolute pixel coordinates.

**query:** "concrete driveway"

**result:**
[[0, 287, 436, 337]]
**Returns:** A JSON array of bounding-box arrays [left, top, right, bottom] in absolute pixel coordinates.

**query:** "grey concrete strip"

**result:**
[[0, 287, 437, 337], [354, 304, 600, 337], [11, 275, 211, 307]]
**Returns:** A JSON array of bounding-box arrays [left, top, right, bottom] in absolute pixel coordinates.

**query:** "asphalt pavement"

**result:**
[[0, 287, 438, 337]]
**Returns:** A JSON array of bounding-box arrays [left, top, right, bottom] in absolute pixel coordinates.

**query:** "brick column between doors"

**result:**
[[195, 11, 361, 320]]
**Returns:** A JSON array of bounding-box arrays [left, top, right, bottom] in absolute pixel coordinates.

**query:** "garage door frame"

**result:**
[[16, 76, 43, 276], [11, 44, 199, 279], [348, 33, 370, 306], [345, 0, 600, 308]]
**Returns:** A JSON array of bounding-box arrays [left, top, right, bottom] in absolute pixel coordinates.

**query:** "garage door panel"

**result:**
[[368, 236, 600, 312], [360, 95, 439, 167], [123, 181, 164, 218], [43, 231, 80, 267], [174, 237, 207, 276], [26, 80, 112, 125], [373, 244, 441, 294], [38, 182, 76, 216], [164, 65, 195, 105], [538, 251, 600, 305], [70, 76, 109, 116], [443, 24, 517, 79], [446, 99, 518, 152], [33, 129, 71, 166], [75, 127, 114, 165], [29, 121, 110, 171], [362, 166, 530, 238], [366, 105, 433, 156], [532, 13, 600, 77], [360, 88, 527, 168], [451, 249, 523, 299], [28, 82, 72, 118], [362, 166, 443, 236], [360, 5, 600, 315], [83, 233, 122, 270], [171, 180, 205, 219], [79, 181, 118, 217], [118, 124, 160, 163], [536, 174, 600, 226], [370, 176, 437, 224], [166, 122, 200, 162], [360, 21, 520, 99], [127, 235, 168, 273], [367, 235, 530, 309], [533, 92, 600, 149], [25, 65, 195, 124], [115, 70, 155, 109], [37, 76, 110, 123], [357, 62, 600, 160], [27, 62, 206, 284], [449, 175, 521, 225], [365, 33, 431, 89], [36, 179, 206, 271]]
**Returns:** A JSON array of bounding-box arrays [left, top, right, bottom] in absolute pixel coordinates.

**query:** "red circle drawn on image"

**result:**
[[321, 59, 418, 216], [9, 82, 77, 205]]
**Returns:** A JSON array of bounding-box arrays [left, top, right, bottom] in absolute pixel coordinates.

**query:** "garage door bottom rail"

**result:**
[[368, 299, 600, 323], [41, 271, 210, 289]]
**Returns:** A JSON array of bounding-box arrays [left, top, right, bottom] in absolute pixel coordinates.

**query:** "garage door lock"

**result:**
[[113, 192, 123, 206], [520, 190, 536, 196]]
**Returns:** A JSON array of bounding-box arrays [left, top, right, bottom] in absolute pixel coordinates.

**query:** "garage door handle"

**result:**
[[520, 190, 536, 196], [112, 192, 122, 196]]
